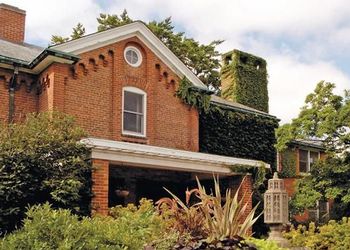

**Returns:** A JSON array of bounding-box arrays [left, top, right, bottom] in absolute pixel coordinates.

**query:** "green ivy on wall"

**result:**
[[221, 50, 269, 113], [176, 77, 278, 172], [279, 149, 297, 178]]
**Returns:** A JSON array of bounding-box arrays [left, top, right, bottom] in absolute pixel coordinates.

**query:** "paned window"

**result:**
[[122, 87, 146, 136]]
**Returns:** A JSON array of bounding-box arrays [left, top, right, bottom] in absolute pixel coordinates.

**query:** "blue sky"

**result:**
[[4, 0, 350, 123]]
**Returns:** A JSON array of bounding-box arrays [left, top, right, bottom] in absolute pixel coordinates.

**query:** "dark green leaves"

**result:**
[[0, 112, 92, 234]]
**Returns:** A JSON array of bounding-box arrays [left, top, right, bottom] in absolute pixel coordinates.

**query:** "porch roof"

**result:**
[[81, 138, 269, 175]]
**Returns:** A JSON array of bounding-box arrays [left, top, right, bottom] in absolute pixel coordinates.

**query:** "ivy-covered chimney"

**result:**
[[220, 49, 269, 113], [0, 3, 26, 43]]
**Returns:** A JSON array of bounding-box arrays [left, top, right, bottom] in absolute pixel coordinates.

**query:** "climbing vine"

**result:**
[[176, 77, 278, 172], [221, 50, 269, 113], [175, 77, 212, 113], [279, 149, 297, 178]]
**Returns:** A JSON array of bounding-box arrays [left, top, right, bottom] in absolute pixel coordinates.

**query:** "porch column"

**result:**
[[239, 175, 253, 218], [238, 175, 253, 235], [92, 159, 109, 215]]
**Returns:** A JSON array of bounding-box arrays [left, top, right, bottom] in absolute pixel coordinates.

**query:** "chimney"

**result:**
[[220, 49, 269, 113], [0, 3, 26, 43]]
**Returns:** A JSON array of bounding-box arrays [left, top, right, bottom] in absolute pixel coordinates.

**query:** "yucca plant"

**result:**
[[156, 175, 261, 244], [197, 175, 261, 242]]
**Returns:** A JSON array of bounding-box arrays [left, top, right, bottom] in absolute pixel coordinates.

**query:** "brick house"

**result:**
[[277, 139, 329, 223], [0, 3, 276, 217]]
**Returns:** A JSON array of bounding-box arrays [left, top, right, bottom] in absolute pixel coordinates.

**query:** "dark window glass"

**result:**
[[299, 150, 308, 172], [123, 90, 144, 134]]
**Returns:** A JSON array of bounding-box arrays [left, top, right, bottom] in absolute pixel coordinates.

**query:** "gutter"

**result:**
[[8, 66, 18, 123], [211, 99, 279, 120], [0, 48, 80, 72]]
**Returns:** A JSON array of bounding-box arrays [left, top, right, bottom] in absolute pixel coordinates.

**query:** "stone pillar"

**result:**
[[92, 159, 109, 215]]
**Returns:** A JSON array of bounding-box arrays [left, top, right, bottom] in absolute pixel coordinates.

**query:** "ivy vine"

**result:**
[[221, 50, 269, 113], [176, 77, 278, 174]]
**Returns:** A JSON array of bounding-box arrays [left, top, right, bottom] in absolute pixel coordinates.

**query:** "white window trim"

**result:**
[[309, 200, 329, 222], [122, 86, 147, 137], [299, 149, 320, 173], [124, 46, 142, 67]]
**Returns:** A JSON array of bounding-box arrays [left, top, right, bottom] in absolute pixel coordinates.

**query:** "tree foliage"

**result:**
[[50, 10, 223, 89], [276, 81, 350, 153], [276, 81, 350, 218], [0, 112, 92, 234], [51, 23, 86, 45]]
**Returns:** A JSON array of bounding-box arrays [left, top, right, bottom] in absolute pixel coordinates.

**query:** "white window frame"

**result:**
[[122, 86, 146, 137], [299, 149, 320, 173], [309, 200, 329, 223], [124, 46, 142, 67]]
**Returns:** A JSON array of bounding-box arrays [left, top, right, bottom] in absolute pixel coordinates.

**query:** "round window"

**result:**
[[124, 46, 142, 67]]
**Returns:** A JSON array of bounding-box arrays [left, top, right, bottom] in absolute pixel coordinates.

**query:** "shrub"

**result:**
[[0, 200, 177, 250], [284, 218, 350, 249], [0, 112, 92, 234], [157, 175, 260, 245], [245, 238, 286, 250]]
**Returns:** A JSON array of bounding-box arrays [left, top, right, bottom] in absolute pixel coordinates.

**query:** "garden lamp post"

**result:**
[[264, 172, 290, 247]]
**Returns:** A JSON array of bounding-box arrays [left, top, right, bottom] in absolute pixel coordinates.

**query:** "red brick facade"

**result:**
[[1, 37, 199, 152]]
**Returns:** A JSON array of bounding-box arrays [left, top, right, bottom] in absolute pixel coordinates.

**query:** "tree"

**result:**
[[276, 81, 350, 218], [50, 10, 223, 89], [0, 112, 92, 233], [276, 81, 350, 153], [51, 22, 86, 45]]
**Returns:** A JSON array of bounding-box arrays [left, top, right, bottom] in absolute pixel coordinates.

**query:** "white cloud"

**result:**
[[2, 0, 102, 45], [268, 55, 350, 123]]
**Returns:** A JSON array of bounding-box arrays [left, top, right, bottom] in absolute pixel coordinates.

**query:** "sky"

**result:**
[[4, 0, 350, 123]]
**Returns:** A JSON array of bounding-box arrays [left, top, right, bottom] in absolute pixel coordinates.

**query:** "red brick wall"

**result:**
[[0, 68, 37, 123], [238, 175, 253, 234], [43, 36, 199, 151], [0, 4, 25, 43], [91, 159, 109, 215]]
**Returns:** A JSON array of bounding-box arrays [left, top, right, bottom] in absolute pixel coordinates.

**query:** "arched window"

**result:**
[[122, 87, 146, 136]]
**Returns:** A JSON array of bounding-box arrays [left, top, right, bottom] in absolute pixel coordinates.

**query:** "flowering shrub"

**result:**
[[284, 218, 350, 249]]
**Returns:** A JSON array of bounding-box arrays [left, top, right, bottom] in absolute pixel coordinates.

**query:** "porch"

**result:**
[[82, 138, 269, 215]]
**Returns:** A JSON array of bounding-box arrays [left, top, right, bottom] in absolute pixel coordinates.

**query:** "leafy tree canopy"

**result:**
[[276, 81, 350, 218], [276, 81, 350, 153], [51, 10, 223, 89]]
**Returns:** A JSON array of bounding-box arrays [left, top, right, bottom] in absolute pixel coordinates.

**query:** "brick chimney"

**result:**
[[0, 3, 25, 43], [220, 49, 269, 113]]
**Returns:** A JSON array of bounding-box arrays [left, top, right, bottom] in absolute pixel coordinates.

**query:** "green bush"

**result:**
[[0, 112, 92, 234], [245, 238, 286, 250], [284, 218, 350, 249], [0, 200, 177, 250]]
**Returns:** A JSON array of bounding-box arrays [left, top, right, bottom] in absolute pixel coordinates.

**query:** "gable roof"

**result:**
[[290, 139, 325, 150], [51, 21, 208, 91], [0, 39, 43, 63]]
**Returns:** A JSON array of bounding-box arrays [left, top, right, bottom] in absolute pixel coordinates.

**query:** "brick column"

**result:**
[[239, 175, 253, 216], [92, 159, 109, 216], [239, 175, 253, 235]]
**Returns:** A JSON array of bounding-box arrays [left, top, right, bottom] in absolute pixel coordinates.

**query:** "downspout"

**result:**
[[8, 66, 18, 123]]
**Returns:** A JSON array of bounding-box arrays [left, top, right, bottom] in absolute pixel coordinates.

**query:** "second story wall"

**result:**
[[37, 37, 199, 152]]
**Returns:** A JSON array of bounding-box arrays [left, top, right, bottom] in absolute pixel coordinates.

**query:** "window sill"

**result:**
[[121, 133, 148, 144]]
